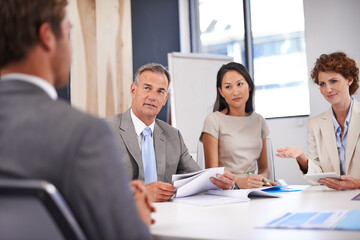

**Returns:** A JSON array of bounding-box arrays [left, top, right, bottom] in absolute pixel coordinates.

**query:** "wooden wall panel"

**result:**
[[68, 0, 132, 117]]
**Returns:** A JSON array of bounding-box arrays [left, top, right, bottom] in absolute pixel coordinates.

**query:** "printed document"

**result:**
[[262, 209, 360, 231], [208, 187, 280, 201], [172, 167, 224, 198]]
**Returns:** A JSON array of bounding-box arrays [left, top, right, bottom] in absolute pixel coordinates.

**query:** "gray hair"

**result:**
[[134, 63, 171, 86]]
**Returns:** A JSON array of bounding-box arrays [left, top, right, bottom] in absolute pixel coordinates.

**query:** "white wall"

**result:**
[[178, 0, 360, 184], [270, 0, 360, 184], [304, 0, 360, 116]]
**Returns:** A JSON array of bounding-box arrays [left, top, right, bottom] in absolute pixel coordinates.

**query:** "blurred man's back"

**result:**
[[0, 0, 151, 239]]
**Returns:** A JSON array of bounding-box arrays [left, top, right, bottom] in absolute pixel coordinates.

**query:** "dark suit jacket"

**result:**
[[105, 109, 200, 183], [0, 80, 151, 240]]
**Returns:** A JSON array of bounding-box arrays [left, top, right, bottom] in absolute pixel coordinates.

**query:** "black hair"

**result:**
[[213, 62, 254, 114]]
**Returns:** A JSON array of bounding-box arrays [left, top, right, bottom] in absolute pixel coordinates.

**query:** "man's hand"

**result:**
[[145, 181, 177, 202], [130, 180, 156, 227], [318, 175, 360, 190], [210, 170, 237, 190]]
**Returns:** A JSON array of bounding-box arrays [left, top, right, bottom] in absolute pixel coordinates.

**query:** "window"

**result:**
[[193, 0, 310, 118], [197, 0, 245, 63]]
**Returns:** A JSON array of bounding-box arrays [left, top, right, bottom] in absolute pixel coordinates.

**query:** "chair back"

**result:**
[[196, 140, 206, 169], [0, 179, 87, 240], [266, 137, 276, 182]]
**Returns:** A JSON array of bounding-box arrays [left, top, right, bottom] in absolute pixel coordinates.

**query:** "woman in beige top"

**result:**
[[201, 62, 272, 189]]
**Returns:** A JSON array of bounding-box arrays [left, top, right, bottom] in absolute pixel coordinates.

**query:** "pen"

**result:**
[[246, 171, 269, 185]]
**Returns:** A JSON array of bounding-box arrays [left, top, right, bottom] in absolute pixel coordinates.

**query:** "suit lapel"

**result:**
[[345, 100, 360, 173], [320, 109, 341, 174], [154, 121, 166, 182], [119, 109, 144, 179]]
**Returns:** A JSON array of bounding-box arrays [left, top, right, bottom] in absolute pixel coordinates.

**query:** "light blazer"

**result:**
[[0, 80, 150, 240], [106, 109, 200, 183], [307, 99, 360, 178]]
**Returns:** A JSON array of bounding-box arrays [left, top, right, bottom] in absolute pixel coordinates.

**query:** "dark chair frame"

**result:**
[[0, 179, 87, 240]]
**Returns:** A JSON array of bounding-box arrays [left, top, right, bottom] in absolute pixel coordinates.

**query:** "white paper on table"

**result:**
[[263, 210, 349, 229], [171, 194, 248, 206], [208, 188, 280, 200], [302, 210, 348, 229]]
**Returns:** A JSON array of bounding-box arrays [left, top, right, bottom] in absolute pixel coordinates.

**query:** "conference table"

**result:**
[[150, 185, 360, 240]]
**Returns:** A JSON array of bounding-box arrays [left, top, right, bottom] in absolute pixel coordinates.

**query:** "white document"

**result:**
[[171, 194, 248, 206], [263, 210, 349, 229], [304, 172, 341, 185], [172, 167, 224, 198], [172, 169, 209, 182], [207, 187, 280, 201]]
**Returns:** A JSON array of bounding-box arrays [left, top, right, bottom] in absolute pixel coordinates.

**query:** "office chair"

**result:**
[[196, 140, 206, 169], [266, 137, 276, 182], [0, 179, 87, 240]]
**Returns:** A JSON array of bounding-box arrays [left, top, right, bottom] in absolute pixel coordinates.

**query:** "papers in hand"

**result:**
[[172, 167, 224, 198], [263, 209, 360, 231], [304, 172, 341, 185], [208, 187, 280, 201]]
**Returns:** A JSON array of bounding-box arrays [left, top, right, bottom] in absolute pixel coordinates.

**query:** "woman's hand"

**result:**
[[237, 174, 265, 189], [276, 146, 304, 159], [276, 146, 309, 173], [318, 175, 360, 190], [267, 180, 280, 186]]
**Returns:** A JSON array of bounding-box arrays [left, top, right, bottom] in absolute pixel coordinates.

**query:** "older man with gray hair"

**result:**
[[106, 63, 237, 202]]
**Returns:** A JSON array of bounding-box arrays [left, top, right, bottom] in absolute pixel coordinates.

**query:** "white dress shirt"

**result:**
[[130, 108, 155, 150], [331, 98, 353, 175], [1, 73, 58, 100]]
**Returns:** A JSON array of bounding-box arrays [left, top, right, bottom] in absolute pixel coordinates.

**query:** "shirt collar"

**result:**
[[1, 73, 58, 100], [130, 108, 155, 136], [331, 98, 353, 131]]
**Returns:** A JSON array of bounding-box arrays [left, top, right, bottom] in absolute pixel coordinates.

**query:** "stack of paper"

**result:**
[[208, 187, 280, 201], [172, 167, 224, 198]]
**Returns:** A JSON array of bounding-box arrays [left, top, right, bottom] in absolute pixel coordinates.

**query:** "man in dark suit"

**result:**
[[0, 0, 153, 239], [106, 63, 237, 202]]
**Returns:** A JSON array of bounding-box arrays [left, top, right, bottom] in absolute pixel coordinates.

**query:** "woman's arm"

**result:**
[[235, 139, 268, 189], [276, 146, 309, 173], [202, 133, 219, 168], [202, 133, 238, 189], [236, 175, 264, 189], [257, 139, 269, 178]]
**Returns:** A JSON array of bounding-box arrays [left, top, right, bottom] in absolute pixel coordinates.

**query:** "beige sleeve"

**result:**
[[260, 115, 270, 139], [306, 118, 323, 174], [201, 113, 220, 140]]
